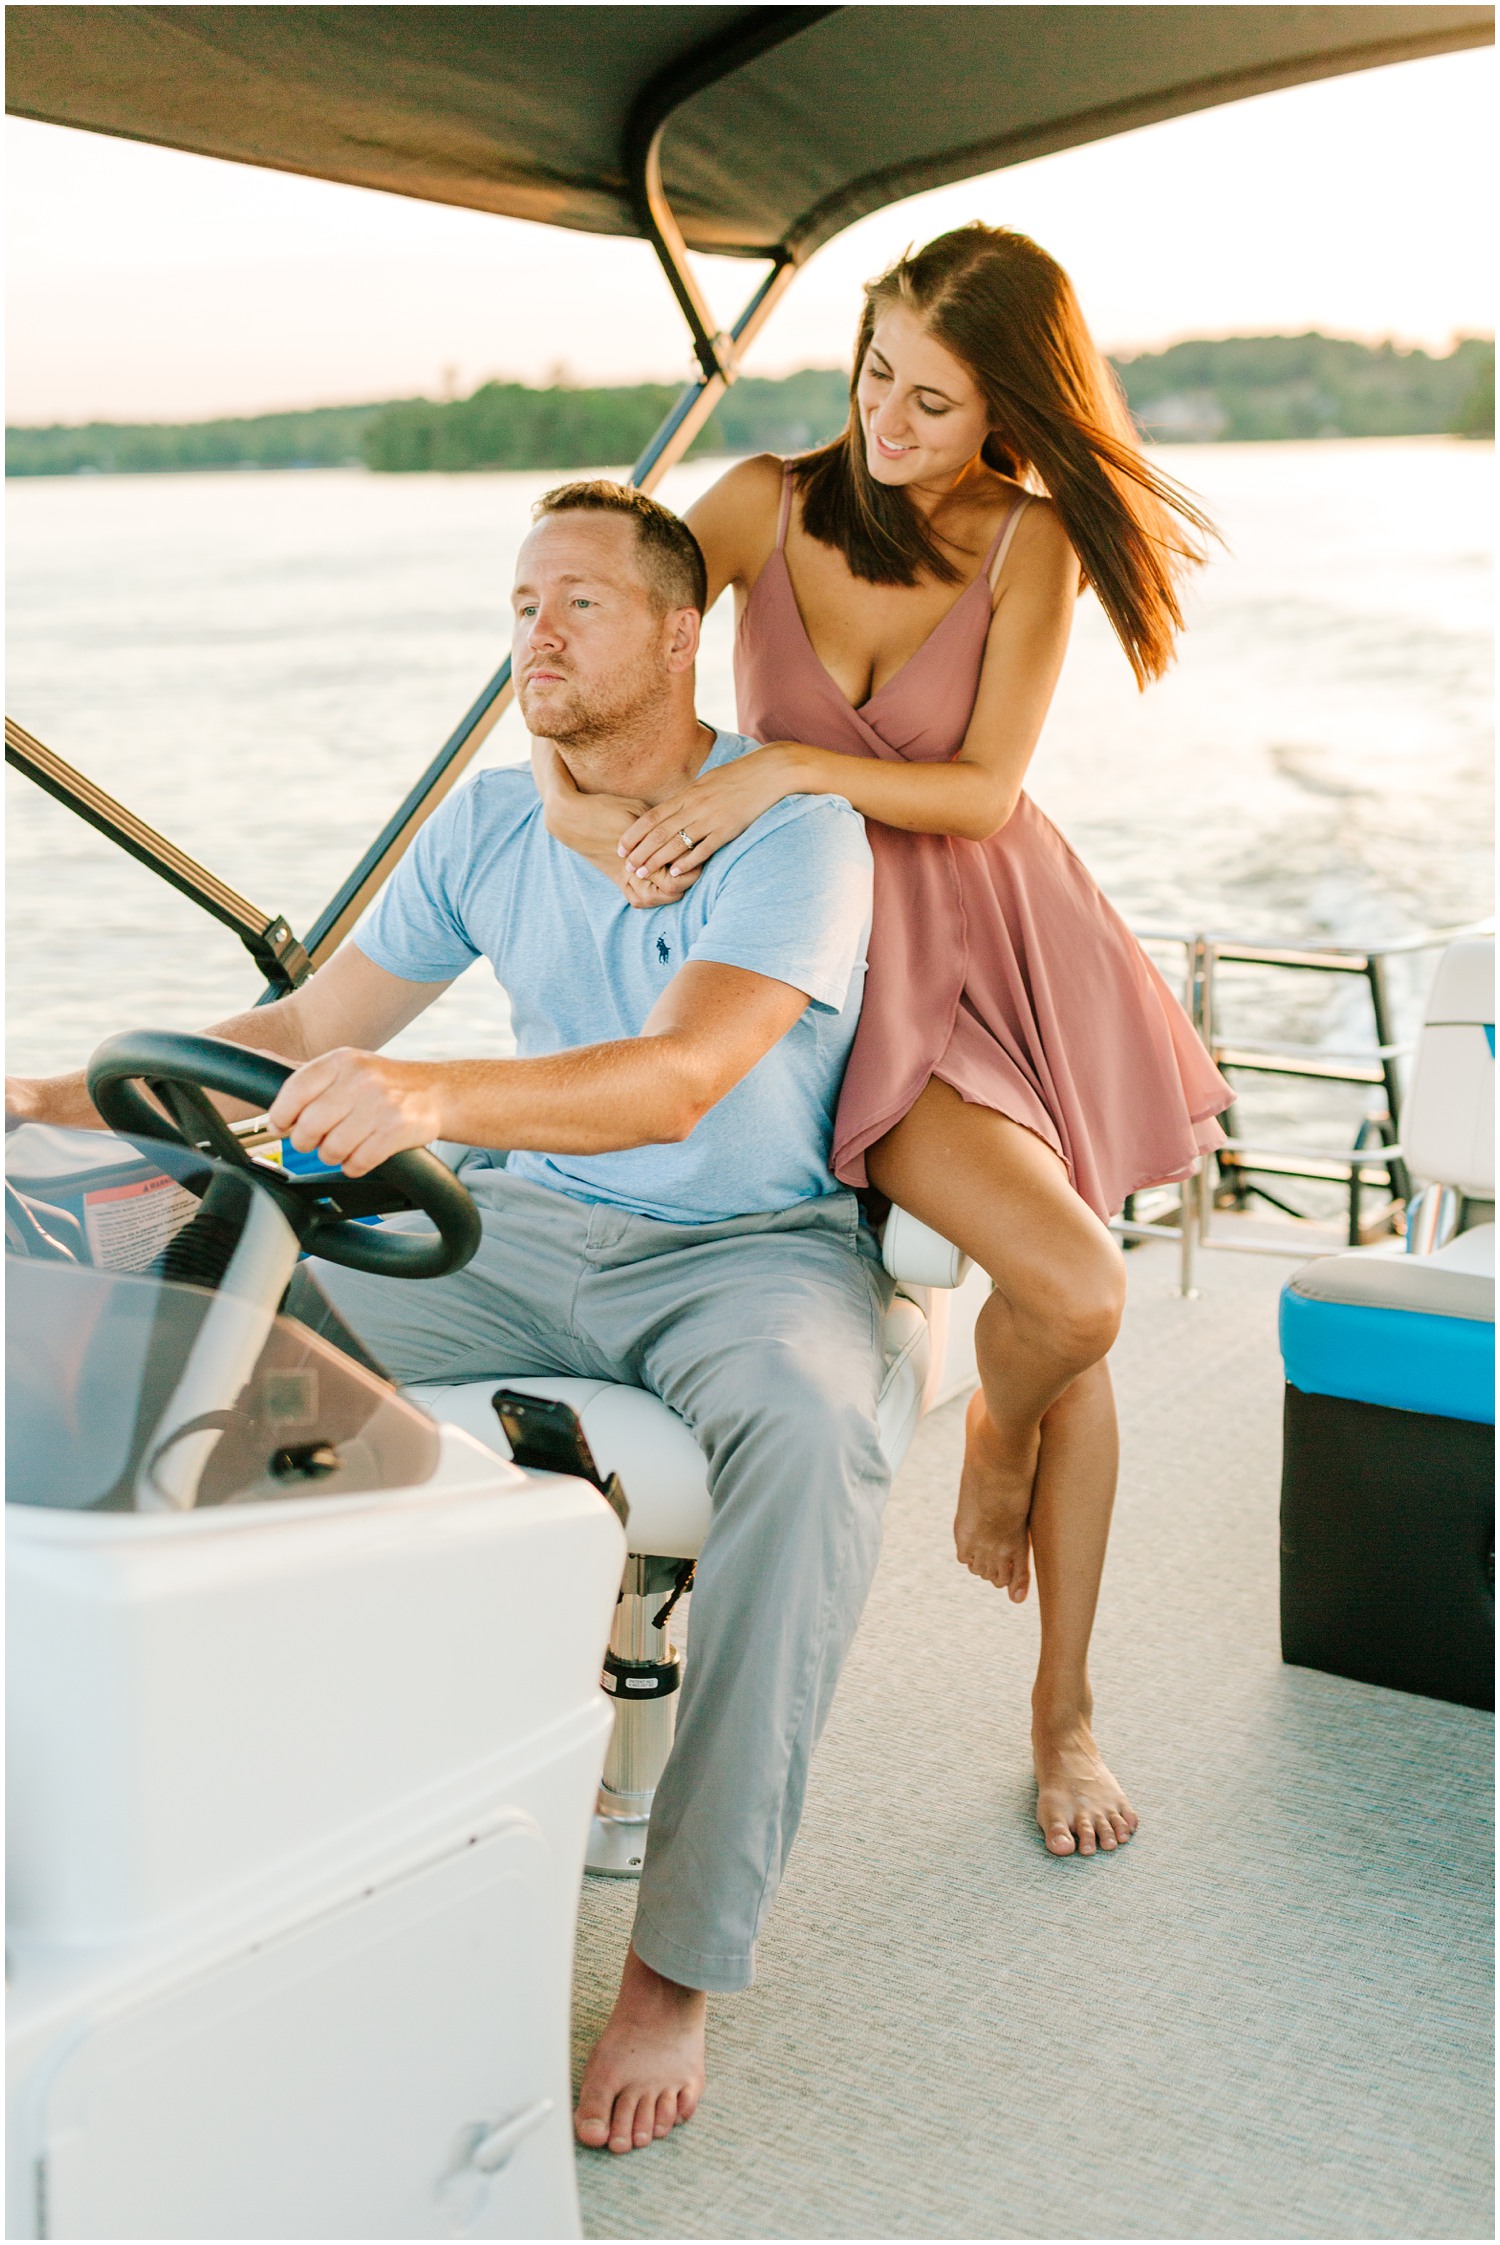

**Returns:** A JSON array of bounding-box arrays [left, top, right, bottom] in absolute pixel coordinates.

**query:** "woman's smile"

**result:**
[[869, 424, 917, 460]]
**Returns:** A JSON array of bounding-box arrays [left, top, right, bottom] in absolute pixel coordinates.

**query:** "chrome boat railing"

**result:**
[[1119, 919, 1495, 1295]]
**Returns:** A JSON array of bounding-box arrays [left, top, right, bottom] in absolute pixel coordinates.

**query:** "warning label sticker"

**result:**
[[83, 1173, 199, 1273]]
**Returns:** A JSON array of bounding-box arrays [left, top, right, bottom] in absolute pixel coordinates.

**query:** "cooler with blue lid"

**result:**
[[1278, 938, 1494, 1711]]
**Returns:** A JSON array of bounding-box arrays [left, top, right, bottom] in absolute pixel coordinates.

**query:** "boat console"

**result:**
[[4, 1029, 987, 2230], [6, 1106, 624, 2240]]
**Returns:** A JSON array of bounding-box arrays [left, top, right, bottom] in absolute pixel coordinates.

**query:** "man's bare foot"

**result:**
[[575, 1944, 707, 2155], [1033, 1701, 1139, 1857], [954, 1389, 1038, 1599]]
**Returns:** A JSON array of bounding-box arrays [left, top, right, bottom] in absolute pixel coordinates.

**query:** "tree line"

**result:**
[[5, 401, 391, 478], [1117, 331, 1493, 442], [7, 335, 1492, 478]]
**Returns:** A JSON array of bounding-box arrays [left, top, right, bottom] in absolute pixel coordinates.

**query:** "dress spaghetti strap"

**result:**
[[985, 491, 1033, 592], [775, 464, 795, 549]]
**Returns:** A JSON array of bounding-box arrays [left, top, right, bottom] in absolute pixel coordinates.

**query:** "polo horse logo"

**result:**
[[656, 936, 670, 965]]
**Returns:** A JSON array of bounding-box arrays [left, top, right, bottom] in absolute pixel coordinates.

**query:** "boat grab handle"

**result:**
[[454, 2098, 554, 2176]]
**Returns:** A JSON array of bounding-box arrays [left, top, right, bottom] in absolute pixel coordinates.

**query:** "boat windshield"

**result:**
[[5, 1125, 439, 1514]]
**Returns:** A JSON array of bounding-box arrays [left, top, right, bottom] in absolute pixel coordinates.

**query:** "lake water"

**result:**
[[6, 440, 1492, 1185]]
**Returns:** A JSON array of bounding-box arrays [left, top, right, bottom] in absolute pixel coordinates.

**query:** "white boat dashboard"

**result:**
[[6, 1122, 624, 2241]]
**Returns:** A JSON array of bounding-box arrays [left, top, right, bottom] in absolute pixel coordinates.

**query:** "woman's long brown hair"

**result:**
[[791, 223, 1214, 686]]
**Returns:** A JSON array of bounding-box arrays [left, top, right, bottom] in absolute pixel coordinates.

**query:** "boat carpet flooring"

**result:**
[[571, 1240, 1494, 2241]]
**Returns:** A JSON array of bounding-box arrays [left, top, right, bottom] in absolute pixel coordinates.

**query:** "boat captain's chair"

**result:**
[[408, 1205, 972, 1876]]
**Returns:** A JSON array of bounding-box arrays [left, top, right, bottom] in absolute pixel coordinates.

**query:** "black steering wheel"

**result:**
[[87, 1030, 482, 1280]]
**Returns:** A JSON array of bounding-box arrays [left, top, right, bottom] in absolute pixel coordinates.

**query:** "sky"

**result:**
[[5, 43, 1494, 425]]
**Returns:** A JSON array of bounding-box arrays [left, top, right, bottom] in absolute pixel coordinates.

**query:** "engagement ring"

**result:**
[[678, 828, 695, 851]]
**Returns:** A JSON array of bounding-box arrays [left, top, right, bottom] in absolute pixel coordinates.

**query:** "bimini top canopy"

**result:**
[[6, 4, 1493, 263]]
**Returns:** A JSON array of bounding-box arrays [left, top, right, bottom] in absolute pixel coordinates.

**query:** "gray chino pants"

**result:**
[[307, 1160, 893, 1992]]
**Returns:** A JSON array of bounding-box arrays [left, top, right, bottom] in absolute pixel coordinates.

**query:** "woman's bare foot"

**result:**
[[954, 1389, 1038, 1599], [575, 1945, 707, 2155], [1032, 1700, 1138, 1857]]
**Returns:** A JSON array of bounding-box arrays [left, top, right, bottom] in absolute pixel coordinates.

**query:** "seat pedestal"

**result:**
[[586, 1554, 685, 1878], [409, 1239, 958, 1887], [586, 1810, 652, 1878]]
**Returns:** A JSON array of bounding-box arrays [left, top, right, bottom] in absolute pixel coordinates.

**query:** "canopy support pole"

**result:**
[[628, 249, 798, 491], [5, 716, 312, 992], [9, 9, 818, 995], [8, 234, 801, 999], [292, 8, 827, 977], [296, 251, 799, 979]]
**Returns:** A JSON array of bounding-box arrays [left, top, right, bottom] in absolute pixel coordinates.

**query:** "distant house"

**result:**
[[1136, 390, 1230, 442]]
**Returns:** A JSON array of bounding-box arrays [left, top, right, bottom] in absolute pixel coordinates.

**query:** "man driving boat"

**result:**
[[5, 482, 887, 2158]]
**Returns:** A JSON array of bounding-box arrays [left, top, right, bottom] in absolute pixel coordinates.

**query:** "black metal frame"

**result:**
[[1204, 938, 1415, 1235], [295, 14, 824, 976], [294, 246, 803, 975], [5, 9, 829, 994], [624, 6, 837, 382], [4, 718, 310, 993]]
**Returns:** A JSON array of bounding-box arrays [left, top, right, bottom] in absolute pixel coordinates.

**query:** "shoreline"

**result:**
[[7, 431, 1495, 487]]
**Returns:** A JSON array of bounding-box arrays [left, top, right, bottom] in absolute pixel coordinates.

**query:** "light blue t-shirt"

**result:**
[[356, 730, 873, 1223]]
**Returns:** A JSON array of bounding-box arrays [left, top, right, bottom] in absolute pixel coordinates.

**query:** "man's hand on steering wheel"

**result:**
[[269, 1048, 445, 1179], [87, 1030, 480, 1279]]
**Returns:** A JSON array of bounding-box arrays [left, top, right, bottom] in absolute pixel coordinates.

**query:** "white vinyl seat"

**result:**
[[409, 1289, 932, 1559], [1277, 938, 1494, 1710], [1281, 935, 1495, 1415], [1400, 937, 1495, 1219], [407, 1209, 969, 1556], [407, 1204, 973, 1876]]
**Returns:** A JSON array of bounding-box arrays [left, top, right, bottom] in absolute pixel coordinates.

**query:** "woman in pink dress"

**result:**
[[540, 224, 1231, 1858]]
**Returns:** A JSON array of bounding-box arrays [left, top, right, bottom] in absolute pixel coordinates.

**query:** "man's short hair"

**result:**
[[533, 480, 708, 615]]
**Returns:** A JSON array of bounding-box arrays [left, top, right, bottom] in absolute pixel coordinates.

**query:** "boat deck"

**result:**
[[570, 1241, 1493, 2240]]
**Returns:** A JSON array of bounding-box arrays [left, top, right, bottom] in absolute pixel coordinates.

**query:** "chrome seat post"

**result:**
[[587, 1554, 687, 1878]]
